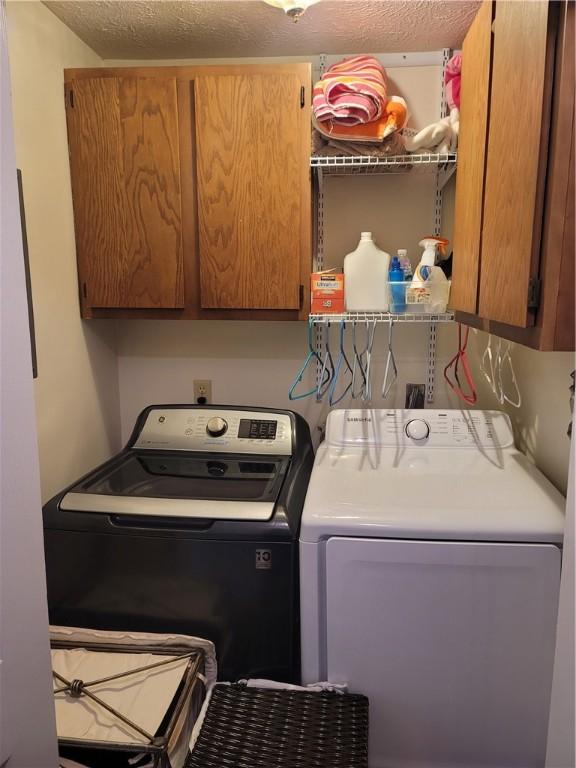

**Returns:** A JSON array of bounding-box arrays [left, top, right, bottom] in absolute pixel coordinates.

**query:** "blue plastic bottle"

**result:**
[[389, 256, 406, 312]]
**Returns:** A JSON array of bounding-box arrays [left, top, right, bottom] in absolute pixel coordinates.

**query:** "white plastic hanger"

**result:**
[[479, 334, 521, 409], [362, 321, 378, 402], [381, 319, 398, 399], [480, 334, 498, 397], [496, 340, 522, 408]]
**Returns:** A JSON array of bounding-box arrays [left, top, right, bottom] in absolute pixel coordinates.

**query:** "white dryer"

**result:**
[[300, 409, 565, 768]]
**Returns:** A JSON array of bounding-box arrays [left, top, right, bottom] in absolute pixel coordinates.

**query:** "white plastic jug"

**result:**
[[344, 232, 390, 311]]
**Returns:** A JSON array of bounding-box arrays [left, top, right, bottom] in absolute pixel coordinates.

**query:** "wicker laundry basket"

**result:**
[[186, 682, 369, 768]]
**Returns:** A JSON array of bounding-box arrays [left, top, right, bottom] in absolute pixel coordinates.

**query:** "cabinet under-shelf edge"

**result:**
[[84, 306, 308, 321]]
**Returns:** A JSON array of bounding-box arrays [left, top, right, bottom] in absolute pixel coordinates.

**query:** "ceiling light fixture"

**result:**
[[262, 0, 321, 22]]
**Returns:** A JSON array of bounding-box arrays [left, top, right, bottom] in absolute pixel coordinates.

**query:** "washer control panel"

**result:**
[[327, 409, 515, 449], [134, 409, 293, 455]]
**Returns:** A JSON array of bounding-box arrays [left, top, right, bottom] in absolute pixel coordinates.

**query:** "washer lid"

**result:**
[[60, 494, 275, 521], [60, 452, 289, 521], [301, 410, 565, 544]]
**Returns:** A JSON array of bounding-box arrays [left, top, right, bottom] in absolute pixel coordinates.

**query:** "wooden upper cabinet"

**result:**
[[479, 0, 553, 327], [452, 0, 574, 349], [450, 0, 493, 315], [194, 72, 309, 310], [66, 76, 184, 315], [534, 0, 574, 350], [64, 64, 311, 319]]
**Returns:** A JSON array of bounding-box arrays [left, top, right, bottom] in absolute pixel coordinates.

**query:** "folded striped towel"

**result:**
[[444, 53, 462, 110], [313, 55, 388, 126]]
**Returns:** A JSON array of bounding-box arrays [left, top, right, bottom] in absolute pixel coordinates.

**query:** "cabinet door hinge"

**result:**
[[67, 87, 74, 108], [299, 284, 304, 309], [527, 277, 541, 309], [300, 86, 305, 108]]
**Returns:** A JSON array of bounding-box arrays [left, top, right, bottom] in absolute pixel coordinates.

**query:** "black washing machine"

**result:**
[[43, 405, 314, 683]]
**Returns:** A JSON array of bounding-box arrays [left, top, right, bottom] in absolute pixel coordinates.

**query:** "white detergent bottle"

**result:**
[[344, 232, 390, 311]]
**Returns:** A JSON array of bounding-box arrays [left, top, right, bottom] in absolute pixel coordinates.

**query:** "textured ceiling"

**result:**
[[44, 1, 480, 60]]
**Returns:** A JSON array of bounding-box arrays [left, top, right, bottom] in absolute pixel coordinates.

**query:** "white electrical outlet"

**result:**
[[193, 379, 212, 405]]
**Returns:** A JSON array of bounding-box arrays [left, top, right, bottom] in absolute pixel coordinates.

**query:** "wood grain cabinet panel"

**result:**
[[450, 0, 493, 315], [194, 73, 307, 310], [66, 76, 183, 314], [479, 0, 552, 327]]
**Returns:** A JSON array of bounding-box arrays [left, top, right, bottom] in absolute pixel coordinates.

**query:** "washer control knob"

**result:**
[[206, 417, 228, 438], [405, 419, 430, 441]]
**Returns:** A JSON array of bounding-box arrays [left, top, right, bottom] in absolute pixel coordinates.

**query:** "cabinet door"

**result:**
[[194, 72, 309, 310], [450, 0, 493, 314], [66, 77, 184, 314], [479, 0, 553, 327], [537, 0, 575, 351]]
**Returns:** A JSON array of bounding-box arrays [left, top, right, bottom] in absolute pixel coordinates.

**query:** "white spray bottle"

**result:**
[[407, 237, 449, 310], [411, 238, 440, 287]]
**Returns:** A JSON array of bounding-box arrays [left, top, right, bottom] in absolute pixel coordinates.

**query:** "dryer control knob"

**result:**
[[405, 419, 430, 441], [206, 417, 228, 437]]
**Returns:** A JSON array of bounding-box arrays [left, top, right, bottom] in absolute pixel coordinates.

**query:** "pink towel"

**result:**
[[313, 55, 388, 126], [444, 53, 462, 111]]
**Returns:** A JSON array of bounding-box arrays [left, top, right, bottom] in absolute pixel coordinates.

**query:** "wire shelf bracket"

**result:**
[[427, 323, 438, 404]]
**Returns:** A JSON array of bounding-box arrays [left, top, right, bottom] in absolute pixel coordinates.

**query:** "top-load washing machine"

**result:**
[[43, 405, 314, 683], [300, 409, 565, 768]]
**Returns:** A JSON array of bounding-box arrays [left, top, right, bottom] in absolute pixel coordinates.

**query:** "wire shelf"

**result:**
[[310, 311, 454, 324], [310, 152, 457, 177]]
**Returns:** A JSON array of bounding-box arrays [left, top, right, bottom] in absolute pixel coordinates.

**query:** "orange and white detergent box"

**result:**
[[310, 271, 345, 313]]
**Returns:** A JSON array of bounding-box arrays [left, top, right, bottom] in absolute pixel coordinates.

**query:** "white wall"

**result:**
[[6, 0, 121, 503], [469, 331, 574, 494], [0, 2, 59, 763], [117, 320, 461, 443]]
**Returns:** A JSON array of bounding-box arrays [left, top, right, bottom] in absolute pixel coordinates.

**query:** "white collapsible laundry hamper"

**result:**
[[50, 627, 217, 768]]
